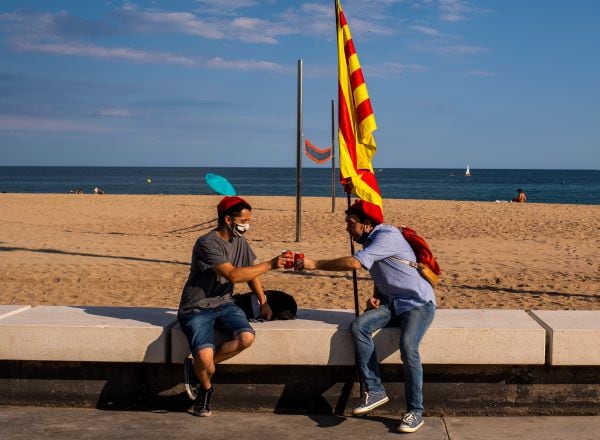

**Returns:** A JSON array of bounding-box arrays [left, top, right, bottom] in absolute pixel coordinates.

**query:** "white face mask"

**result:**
[[231, 221, 250, 236]]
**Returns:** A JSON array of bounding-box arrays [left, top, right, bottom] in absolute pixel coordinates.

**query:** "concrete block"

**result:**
[[407, 309, 546, 365], [0, 306, 178, 363], [530, 310, 600, 365], [171, 309, 356, 365], [172, 308, 546, 365], [0, 305, 31, 319]]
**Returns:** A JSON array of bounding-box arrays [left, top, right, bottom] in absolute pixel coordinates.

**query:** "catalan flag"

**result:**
[[336, 0, 383, 217]]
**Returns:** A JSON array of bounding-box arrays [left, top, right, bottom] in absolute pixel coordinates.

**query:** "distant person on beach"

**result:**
[[177, 196, 292, 417], [512, 188, 527, 203], [295, 200, 436, 434]]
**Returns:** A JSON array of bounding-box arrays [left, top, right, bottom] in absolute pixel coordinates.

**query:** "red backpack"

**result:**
[[397, 226, 441, 286]]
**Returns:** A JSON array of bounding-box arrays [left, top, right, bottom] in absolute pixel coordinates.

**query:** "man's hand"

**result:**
[[260, 301, 273, 320], [271, 253, 293, 269], [366, 297, 380, 310], [295, 256, 316, 271]]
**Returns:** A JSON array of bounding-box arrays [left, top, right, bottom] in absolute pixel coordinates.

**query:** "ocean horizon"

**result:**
[[1, 166, 599, 205]]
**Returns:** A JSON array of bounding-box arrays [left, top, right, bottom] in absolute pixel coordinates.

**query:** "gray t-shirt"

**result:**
[[178, 230, 256, 314]]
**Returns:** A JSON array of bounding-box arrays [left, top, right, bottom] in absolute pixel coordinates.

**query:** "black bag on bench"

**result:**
[[234, 290, 297, 321]]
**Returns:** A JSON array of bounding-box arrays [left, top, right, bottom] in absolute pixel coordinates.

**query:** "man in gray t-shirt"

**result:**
[[178, 196, 292, 417]]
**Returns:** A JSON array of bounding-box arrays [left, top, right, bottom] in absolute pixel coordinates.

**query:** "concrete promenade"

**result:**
[[1, 406, 600, 440]]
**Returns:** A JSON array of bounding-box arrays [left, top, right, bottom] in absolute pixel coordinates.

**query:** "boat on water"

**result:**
[[465, 164, 471, 176]]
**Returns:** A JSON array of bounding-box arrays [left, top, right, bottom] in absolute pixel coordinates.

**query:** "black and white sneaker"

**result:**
[[184, 357, 199, 401], [189, 387, 213, 417]]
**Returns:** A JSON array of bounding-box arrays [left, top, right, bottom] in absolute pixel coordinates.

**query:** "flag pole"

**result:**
[[295, 59, 303, 243], [347, 193, 360, 317], [331, 99, 336, 213], [335, 0, 359, 318], [336, 0, 365, 401]]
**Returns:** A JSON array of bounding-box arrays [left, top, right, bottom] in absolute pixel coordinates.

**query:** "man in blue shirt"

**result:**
[[297, 200, 436, 434]]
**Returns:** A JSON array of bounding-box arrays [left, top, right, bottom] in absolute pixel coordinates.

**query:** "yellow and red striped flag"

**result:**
[[336, 0, 383, 218]]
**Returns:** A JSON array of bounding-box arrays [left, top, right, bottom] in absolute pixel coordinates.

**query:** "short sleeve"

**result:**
[[354, 229, 399, 270]]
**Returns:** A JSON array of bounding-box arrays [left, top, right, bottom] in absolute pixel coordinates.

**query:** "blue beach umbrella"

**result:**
[[205, 173, 236, 196]]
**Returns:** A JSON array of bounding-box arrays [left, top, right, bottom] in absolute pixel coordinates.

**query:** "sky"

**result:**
[[0, 0, 598, 169]]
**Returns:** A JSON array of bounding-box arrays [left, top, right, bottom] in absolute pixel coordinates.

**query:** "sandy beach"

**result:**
[[0, 194, 598, 311]]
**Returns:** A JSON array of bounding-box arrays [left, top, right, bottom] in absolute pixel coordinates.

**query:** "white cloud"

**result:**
[[94, 108, 133, 117], [410, 42, 487, 56], [365, 61, 427, 79], [11, 39, 196, 65], [439, 0, 473, 22], [0, 114, 108, 132], [207, 57, 288, 73], [464, 69, 496, 77], [194, 0, 260, 15], [122, 11, 226, 39], [410, 24, 441, 36]]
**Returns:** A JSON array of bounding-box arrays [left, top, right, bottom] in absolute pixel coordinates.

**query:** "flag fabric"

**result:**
[[336, 0, 383, 216], [304, 138, 332, 164]]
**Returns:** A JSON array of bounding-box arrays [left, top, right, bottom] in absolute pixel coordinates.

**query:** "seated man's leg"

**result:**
[[398, 302, 436, 416], [179, 309, 218, 391], [350, 306, 392, 415], [214, 302, 255, 364]]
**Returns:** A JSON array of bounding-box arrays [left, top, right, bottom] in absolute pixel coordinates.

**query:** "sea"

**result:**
[[1, 167, 599, 205]]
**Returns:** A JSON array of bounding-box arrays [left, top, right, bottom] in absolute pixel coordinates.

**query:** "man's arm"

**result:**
[[299, 256, 362, 272], [247, 277, 273, 320], [214, 254, 289, 284]]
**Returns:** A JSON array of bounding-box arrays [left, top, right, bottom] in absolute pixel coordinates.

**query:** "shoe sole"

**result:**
[[352, 396, 390, 416], [185, 383, 197, 401], [187, 409, 211, 417], [184, 358, 198, 401], [398, 420, 424, 433]]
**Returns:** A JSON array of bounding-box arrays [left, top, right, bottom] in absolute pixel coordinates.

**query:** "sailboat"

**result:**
[[465, 164, 471, 177]]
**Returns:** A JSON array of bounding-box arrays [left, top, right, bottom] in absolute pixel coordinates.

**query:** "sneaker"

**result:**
[[184, 357, 199, 401], [398, 412, 424, 433], [189, 387, 213, 417], [352, 390, 389, 416]]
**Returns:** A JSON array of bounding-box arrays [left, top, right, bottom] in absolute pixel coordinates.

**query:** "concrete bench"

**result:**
[[0, 305, 178, 363], [171, 308, 547, 365], [530, 310, 600, 366], [0, 305, 30, 319]]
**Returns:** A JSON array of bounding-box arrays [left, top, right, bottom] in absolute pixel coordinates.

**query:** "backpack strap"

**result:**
[[389, 256, 419, 269]]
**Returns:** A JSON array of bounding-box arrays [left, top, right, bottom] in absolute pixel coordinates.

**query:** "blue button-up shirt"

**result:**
[[354, 224, 436, 314]]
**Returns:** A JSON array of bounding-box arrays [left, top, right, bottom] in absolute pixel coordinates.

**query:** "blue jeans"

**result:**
[[350, 300, 436, 414]]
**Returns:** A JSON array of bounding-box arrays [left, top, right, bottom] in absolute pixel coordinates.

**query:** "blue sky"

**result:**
[[1, 0, 598, 169]]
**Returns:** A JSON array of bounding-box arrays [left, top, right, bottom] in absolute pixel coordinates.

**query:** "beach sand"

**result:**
[[1, 194, 598, 311]]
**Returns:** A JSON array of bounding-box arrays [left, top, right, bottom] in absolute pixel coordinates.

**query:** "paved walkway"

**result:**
[[1, 406, 599, 440]]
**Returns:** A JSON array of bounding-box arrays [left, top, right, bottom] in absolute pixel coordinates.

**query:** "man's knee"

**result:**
[[399, 343, 420, 365], [237, 331, 255, 349], [194, 347, 215, 368]]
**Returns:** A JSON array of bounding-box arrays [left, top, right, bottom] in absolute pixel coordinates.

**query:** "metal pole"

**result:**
[[331, 99, 336, 213], [295, 59, 303, 243], [336, 0, 364, 401]]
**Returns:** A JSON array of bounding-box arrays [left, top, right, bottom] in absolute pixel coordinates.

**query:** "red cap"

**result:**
[[217, 196, 250, 216], [349, 199, 384, 225]]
